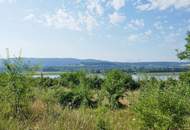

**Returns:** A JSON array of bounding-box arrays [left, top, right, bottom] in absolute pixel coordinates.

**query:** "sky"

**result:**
[[0, 0, 190, 62]]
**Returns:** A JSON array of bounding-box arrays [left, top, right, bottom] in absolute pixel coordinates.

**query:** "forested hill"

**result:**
[[0, 58, 189, 72]]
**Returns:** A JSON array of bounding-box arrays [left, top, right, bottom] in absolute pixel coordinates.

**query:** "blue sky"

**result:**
[[0, 0, 190, 62]]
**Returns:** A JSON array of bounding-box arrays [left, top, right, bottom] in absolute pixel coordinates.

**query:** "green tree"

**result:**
[[1, 57, 35, 119], [103, 70, 134, 109], [177, 31, 190, 60]]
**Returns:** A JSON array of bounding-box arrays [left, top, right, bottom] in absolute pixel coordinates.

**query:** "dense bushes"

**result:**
[[57, 69, 137, 109], [135, 78, 190, 130], [39, 77, 59, 88], [179, 71, 190, 84], [56, 86, 97, 108], [2, 57, 190, 129], [60, 72, 83, 87]]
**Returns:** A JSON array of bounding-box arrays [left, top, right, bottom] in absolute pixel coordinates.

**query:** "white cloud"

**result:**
[[128, 19, 144, 30], [87, 0, 104, 16], [136, 0, 190, 11], [45, 9, 81, 31], [111, 0, 125, 10], [81, 14, 98, 31], [109, 12, 126, 24], [24, 1, 128, 31], [127, 30, 152, 44], [25, 8, 99, 31]]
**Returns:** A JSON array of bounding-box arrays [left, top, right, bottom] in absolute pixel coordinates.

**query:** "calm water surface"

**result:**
[[34, 72, 180, 81]]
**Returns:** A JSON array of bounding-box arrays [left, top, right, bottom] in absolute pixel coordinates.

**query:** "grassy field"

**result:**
[[1, 58, 190, 130]]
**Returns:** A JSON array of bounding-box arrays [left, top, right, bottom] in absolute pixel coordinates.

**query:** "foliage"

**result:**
[[135, 79, 190, 130], [39, 77, 59, 88], [103, 70, 137, 109], [86, 75, 104, 89], [179, 71, 190, 84], [96, 107, 110, 130], [60, 72, 84, 87], [1, 54, 190, 130], [177, 31, 190, 60], [1, 58, 33, 118], [56, 75, 97, 108]]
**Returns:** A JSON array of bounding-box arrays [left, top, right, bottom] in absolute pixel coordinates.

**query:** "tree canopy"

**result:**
[[177, 31, 190, 60]]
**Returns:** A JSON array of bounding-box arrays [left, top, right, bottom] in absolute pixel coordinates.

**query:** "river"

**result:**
[[33, 72, 180, 81]]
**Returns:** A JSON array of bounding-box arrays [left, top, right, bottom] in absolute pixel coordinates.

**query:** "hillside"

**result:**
[[0, 58, 189, 72]]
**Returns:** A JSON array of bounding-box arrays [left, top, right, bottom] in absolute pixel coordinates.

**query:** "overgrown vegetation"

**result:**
[[0, 57, 141, 130], [0, 33, 190, 130]]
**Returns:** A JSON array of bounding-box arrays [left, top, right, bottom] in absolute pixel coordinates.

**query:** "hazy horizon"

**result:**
[[0, 55, 188, 63]]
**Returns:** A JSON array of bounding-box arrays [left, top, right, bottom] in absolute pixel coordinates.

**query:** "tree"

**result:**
[[1, 50, 38, 119], [2, 57, 31, 118], [177, 31, 190, 60], [103, 70, 134, 109]]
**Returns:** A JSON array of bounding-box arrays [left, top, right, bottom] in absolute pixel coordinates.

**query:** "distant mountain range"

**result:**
[[0, 58, 189, 72]]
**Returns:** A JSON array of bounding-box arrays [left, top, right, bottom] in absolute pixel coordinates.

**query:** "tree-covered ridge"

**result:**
[[0, 58, 189, 73]]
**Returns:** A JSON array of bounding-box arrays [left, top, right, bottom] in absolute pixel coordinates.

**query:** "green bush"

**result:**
[[135, 79, 190, 130], [102, 70, 137, 109], [56, 86, 97, 109], [57, 89, 82, 108], [60, 72, 84, 87], [86, 75, 104, 90], [39, 77, 59, 88], [179, 71, 190, 84]]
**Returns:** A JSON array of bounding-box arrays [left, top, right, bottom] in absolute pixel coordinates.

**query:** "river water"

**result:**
[[33, 72, 180, 81]]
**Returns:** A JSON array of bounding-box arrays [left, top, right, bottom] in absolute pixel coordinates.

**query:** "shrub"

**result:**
[[60, 72, 85, 87], [57, 89, 83, 108], [39, 77, 59, 88], [86, 75, 104, 89], [56, 85, 97, 108], [135, 79, 190, 130], [103, 70, 137, 109], [179, 71, 190, 84]]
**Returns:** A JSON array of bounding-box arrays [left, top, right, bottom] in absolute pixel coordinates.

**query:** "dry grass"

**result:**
[[0, 90, 141, 130]]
